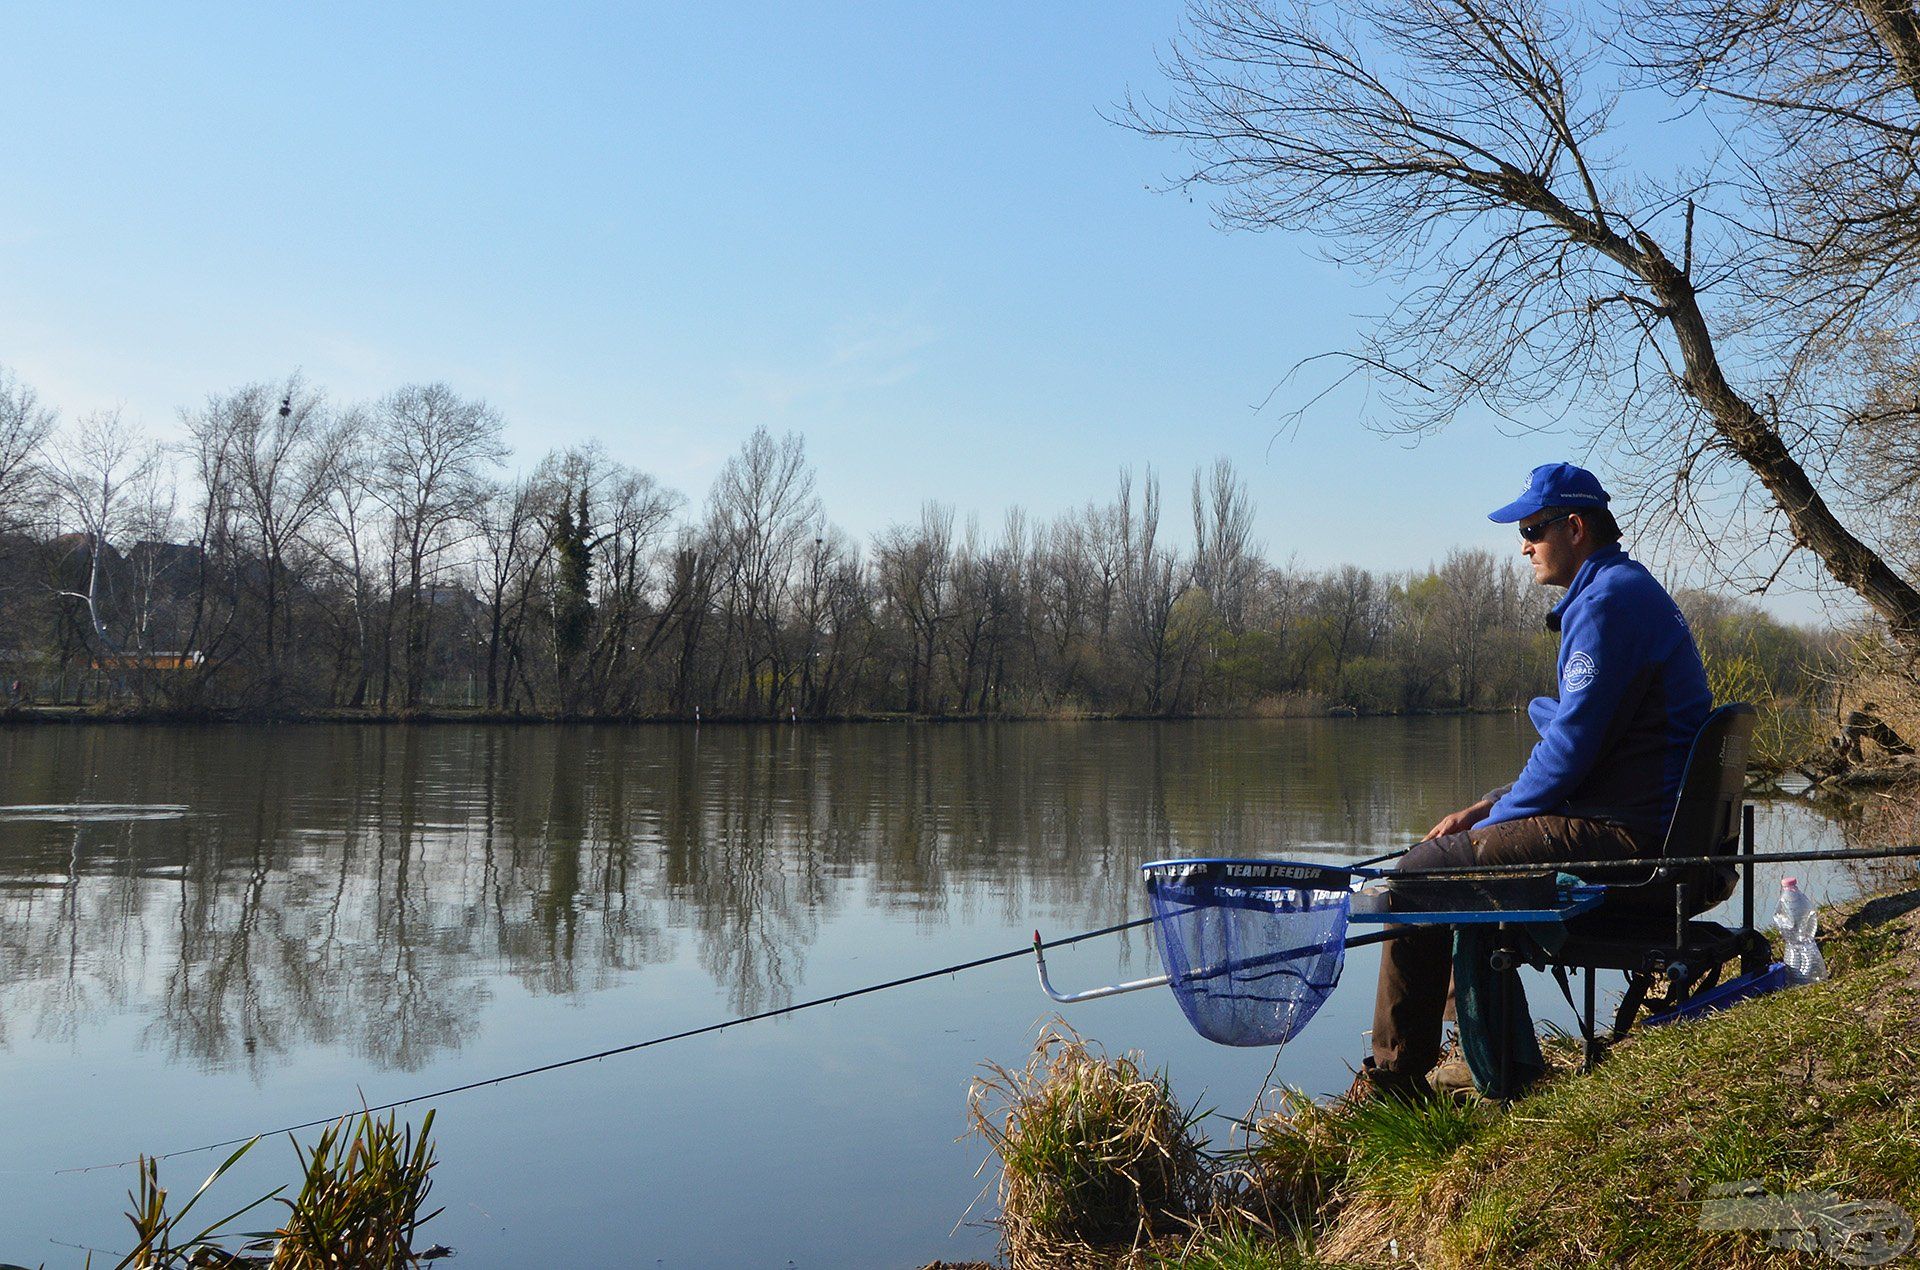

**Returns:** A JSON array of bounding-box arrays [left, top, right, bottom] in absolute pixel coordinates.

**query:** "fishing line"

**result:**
[[66, 840, 1894, 1174], [58, 914, 1160, 1175]]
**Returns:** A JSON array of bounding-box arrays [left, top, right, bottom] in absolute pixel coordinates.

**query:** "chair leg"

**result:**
[[1495, 928, 1512, 1100], [1550, 963, 1602, 1071], [1583, 967, 1600, 1072], [1612, 971, 1651, 1043]]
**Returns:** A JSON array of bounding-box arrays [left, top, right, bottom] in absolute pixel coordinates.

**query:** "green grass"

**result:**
[[115, 1139, 276, 1270], [1337, 1092, 1490, 1198], [109, 1112, 441, 1269], [273, 1110, 440, 1269], [1153, 1224, 1321, 1270]]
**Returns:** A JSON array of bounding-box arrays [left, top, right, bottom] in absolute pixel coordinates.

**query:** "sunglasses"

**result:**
[[1517, 511, 1577, 542]]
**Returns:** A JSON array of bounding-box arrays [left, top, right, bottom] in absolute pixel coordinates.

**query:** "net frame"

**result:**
[[1141, 858, 1354, 1048]]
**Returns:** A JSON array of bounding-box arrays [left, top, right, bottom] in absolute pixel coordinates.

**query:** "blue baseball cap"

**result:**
[[1488, 462, 1611, 523]]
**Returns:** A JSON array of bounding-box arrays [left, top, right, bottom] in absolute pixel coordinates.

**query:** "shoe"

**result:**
[[1342, 1057, 1434, 1104], [1428, 1056, 1479, 1100]]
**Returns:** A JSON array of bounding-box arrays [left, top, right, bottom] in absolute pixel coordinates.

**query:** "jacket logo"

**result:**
[[1564, 651, 1597, 692]]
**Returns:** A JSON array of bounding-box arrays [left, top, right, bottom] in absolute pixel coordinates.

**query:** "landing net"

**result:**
[[1142, 859, 1352, 1048]]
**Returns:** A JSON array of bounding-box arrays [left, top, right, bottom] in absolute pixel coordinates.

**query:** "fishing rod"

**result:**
[[1353, 843, 1415, 868], [1385, 842, 1920, 879], [59, 914, 1166, 1175]]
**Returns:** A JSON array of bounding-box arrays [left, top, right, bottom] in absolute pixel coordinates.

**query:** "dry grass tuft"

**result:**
[[1219, 1089, 1348, 1234], [969, 1021, 1211, 1269]]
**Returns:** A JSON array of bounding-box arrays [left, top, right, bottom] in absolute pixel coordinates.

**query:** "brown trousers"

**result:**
[[1371, 814, 1648, 1076]]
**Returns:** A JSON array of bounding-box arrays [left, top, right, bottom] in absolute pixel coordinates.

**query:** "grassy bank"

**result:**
[[977, 885, 1920, 1269]]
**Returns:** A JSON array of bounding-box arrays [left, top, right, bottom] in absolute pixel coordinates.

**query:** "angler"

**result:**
[[1358, 462, 1712, 1101], [1032, 462, 1900, 1103]]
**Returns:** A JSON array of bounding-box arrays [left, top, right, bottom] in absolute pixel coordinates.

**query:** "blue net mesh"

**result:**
[[1143, 860, 1352, 1047]]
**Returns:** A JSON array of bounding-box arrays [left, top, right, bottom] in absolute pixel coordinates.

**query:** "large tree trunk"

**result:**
[[1639, 248, 1920, 655], [1858, 1, 1920, 101], [1516, 179, 1920, 658]]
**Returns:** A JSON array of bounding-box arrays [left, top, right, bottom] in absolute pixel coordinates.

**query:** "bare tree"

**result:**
[[1028, 512, 1098, 704], [975, 509, 1030, 713], [1191, 457, 1258, 632], [42, 410, 161, 654], [703, 428, 821, 713], [0, 367, 55, 535], [123, 466, 181, 655], [1133, 0, 1920, 654], [184, 375, 348, 689], [945, 516, 1009, 713], [0, 352, 1829, 717], [1115, 468, 1192, 712], [0, 369, 57, 675], [1313, 565, 1380, 685], [313, 412, 383, 705], [582, 461, 682, 711], [369, 383, 506, 708], [1633, 0, 1920, 347], [473, 471, 554, 710], [793, 523, 850, 714], [1435, 549, 1500, 706], [874, 502, 956, 712]]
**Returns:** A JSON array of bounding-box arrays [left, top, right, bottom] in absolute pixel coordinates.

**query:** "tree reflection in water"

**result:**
[[0, 718, 1541, 1073]]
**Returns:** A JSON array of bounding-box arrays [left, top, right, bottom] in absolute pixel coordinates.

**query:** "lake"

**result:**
[[0, 719, 1855, 1267]]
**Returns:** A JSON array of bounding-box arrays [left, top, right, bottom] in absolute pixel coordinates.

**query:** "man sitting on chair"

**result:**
[[1355, 462, 1711, 1102]]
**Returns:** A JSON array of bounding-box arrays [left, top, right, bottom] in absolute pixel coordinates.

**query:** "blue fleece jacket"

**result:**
[[1483, 545, 1711, 840]]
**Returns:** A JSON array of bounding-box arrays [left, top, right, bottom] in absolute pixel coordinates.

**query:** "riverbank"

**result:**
[[1079, 884, 1920, 1268], [1283, 888, 1915, 1267]]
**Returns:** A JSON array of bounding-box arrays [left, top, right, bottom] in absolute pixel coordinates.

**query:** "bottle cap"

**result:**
[[1783, 876, 1798, 887]]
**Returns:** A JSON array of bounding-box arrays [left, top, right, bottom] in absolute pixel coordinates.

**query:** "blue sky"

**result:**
[[0, 3, 1835, 621]]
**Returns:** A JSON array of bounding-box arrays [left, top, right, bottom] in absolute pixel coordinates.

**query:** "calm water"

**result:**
[[0, 720, 1855, 1267]]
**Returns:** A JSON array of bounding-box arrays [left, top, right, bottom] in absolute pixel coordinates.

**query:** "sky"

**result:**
[[0, 3, 1844, 623]]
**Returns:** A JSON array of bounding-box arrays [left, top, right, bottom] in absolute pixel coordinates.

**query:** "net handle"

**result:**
[[1032, 926, 1408, 1003]]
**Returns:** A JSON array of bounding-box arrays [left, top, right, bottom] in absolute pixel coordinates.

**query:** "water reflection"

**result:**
[[4, 716, 1825, 1077]]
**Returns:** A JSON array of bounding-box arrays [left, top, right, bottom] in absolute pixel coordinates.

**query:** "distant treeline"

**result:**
[[0, 368, 1829, 718]]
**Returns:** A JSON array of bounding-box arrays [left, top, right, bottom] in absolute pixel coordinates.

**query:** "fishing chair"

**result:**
[[1514, 701, 1772, 1070]]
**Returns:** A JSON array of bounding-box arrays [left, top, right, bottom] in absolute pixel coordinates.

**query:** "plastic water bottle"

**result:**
[[1774, 877, 1828, 984]]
